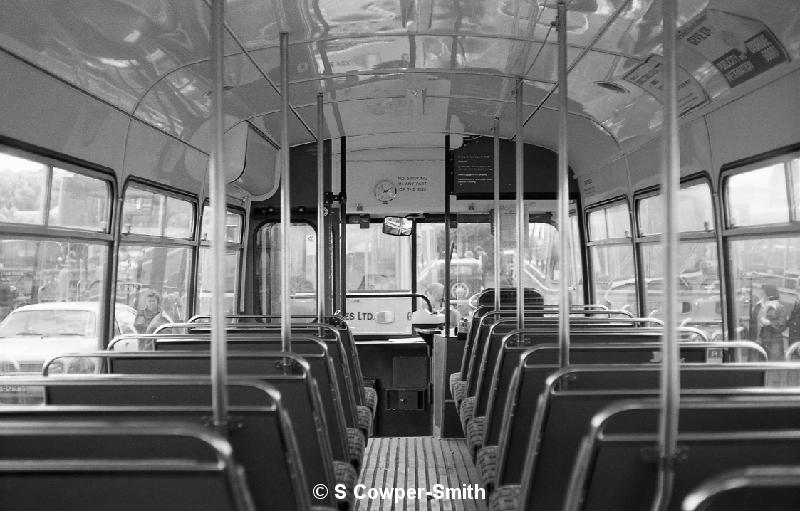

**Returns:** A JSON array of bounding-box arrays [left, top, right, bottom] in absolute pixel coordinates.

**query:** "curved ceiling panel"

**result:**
[[520, 108, 622, 173], [258, 107, 319, 148], [0, 0, 798, 173], [0, 0, 239, 113]]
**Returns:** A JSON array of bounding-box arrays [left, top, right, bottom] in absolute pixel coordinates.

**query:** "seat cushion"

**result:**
[[363, 386, 378, 415], [488, 484, 520, 511], [467, 415, 486, 456], [459, 396, 476, 432], [476, 445, 498, 491], [333, 460, 358, 510], [453, 381, 467, 408], [356, 405, 373, 437], [346, 427, 366, 471], [449, 372, 462, 396]]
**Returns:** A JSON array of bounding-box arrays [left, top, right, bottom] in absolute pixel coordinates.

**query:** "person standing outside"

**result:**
[[134, 289, 162, 334], [753, 284, 788, 360]]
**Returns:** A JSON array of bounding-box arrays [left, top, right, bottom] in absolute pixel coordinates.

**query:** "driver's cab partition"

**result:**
[[343, 218, 440, 437], [357, 338, 431, 437]]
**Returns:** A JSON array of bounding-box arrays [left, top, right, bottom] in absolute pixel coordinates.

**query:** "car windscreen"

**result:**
[[0, 310, 95, 337]]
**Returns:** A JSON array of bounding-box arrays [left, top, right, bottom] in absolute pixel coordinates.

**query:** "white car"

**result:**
[[0, 302, 136, 375]]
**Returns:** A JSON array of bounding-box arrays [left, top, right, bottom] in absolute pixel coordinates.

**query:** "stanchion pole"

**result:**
[[280, 32, 292, 353], [209, 0, 228, 432], [652, 0, 681, 509]]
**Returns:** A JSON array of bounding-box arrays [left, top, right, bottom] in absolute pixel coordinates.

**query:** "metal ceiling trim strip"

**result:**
[[285, 67, 558, 85], [234, 30, 642, 61]]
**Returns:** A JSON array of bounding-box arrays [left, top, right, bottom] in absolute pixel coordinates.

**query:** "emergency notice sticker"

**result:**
[[622, 55, 709, 115], [678, 9, 789, 88], [0, 384, 45, 405]]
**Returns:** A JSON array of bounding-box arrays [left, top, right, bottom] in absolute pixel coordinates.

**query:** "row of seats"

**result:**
[[449, 289, 800, 510], [0, 315, 373, 511], [0, 419, 256, 511]]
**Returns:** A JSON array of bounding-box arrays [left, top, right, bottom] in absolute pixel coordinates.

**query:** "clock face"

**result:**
[[374, 179, 398, 203]]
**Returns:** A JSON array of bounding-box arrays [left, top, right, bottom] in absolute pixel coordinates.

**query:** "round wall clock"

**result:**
[[374, 179, 398, 203]]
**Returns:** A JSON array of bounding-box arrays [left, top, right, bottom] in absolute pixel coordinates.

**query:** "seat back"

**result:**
[[482, 337, 765, 447], [493, 342, 765, 486], [155, 334, 360, 430], [464, 319, 648, 397], [481, 329, 660, 446], [39, 370, 338, 509], [174, 321, 367, 406], [47, 350, 351, 465], [682, 466, 800, 511], [237, 332, 362, 423], [565, 397, 800, 511], [0, 420, 254, 511], [461, 313, 503, 386], [520, 365, 773, 511], [0, 389, 308, 511], [473, 327, 662, 419]]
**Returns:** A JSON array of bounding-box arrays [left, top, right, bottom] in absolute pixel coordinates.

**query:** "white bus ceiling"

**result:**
[[0, 0, 798, 204]]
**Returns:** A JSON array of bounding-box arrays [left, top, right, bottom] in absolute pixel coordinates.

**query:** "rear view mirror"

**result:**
[[383, 217, 412, 236]]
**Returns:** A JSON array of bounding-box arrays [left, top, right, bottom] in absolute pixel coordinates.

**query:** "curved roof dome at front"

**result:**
[[1, 0, 799, 175]]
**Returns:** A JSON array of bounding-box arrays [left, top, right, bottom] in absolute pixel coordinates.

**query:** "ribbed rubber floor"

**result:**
[[354, 437, 488, 511]]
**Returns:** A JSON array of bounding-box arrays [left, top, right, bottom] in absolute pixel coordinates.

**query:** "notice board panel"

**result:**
[[452, 138, 576, 198]]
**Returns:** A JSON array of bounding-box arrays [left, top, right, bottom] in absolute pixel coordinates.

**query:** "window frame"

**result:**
[[585, 197, 636, 308], [119, 179, 198, 245], [199, 203, 245, 245], [195, 202, 245, 317], [722, 152, 799, 234], [0, 143, 117, 345], [116, 179, 199, 330], [586, 198, 633, 245], [633, 175, 723, 332], [634, 176, 717, 243], [0, 145, 115, 239], [720, 147, 800, 341], [254, 219, 319, 317]]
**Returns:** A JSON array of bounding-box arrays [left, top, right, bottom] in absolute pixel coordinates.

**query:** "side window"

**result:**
[[255, 223, 317, 317], [587, 201, 637, 314], [196, 206, 244, 317], [725, 154, 800, 355], [0, 147, 114, 374], [726, 163, 789, 227], [635, 181, 721, 337], [117, 184, 195, 333]]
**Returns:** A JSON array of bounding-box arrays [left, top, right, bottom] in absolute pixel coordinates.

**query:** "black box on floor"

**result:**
[[385, 388, 426, 410]]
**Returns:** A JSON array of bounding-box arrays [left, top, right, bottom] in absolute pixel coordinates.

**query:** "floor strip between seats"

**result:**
[[354, 437, 488, 511]]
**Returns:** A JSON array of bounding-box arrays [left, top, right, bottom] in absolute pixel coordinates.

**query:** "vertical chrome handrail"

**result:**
[[444, 135, 452, 334], [339, 137, 347, 315], [653, 0, 681, 509], [557, 0, 570, 369], [493, 117, 501, 312], [515, 77, 525, 330], [209, 0, 228, 432], [280, 32, 292, 353], [317, 92, 325, 323]]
